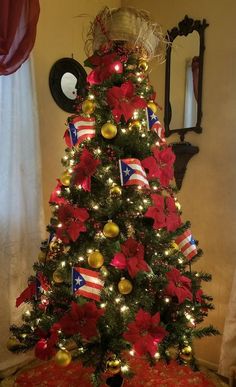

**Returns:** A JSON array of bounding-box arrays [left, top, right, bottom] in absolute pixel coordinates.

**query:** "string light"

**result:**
[[68, 168, 73, 173], [115, 297, 121, 303], [121, 128, 127, 133], [129, 350, 135, 356], [57, 223, 62, 228], [120, 305, 129, 312], [63, 155, 68, 161], [109, 285, 114, 291], [154, 352, 160, 360], [153, 186, 158, 190], [121, 365, 129, 373], [164, 250, 169, 256], [108, 178, 113, 185], [178, 258, 183, 264], [87, 249, 93, 254], [164, 297, 170, 303], [100, 303, 106, 308], [93, 204, 99, 210], [61, 261, 66, 267], [78, 256, 84, 262], [141, 133, 146, 137]]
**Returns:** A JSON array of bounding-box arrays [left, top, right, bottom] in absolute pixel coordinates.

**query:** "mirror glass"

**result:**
[[170, 31, 199, 130], [61, 72, 78, 100]]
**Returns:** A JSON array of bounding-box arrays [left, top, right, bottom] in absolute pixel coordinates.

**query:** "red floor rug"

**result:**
[[15, 357, 216, 387]]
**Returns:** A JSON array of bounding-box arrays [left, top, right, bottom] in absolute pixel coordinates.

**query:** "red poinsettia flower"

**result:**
[[123, 309, 168, 356], [145, 194, 181, 232], [56, 203, 89, 243], [35, 326, 59, 360], [110, 238, 149, 278], [87, 53, 123, 85], [195, 289, 203, 303], [73, 148, 101, 192], [142, 147, 176, 187], [57, 301, 104, 340], [107, 80, 147, 123], [49, 180, 68, 205], [165, 268, 193, 304]]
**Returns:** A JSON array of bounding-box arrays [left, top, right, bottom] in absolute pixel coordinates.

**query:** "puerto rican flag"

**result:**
[[72, 267, 104, 302], [119, 158, 150, 188], [64, 116, 96, 147], [175, 229, 198, 260], [146, 107, 166, 144]]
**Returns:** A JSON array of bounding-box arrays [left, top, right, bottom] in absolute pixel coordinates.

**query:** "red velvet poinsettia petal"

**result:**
[[123, 323, 141, 344], [195, 289, 203, 303], [87, 69, 101, 85], [73, 207, 89, 222], [110, 252, 127, 270], [127, 256, 150, 278], [107, 85, 123, 106], [134, 335, 157, 357], [151, 311, 161, 327], [165, 196, 177, 212], [175, 286, 193, 304], [49, 181, 68, 205], [121, 238, 140, 257], [135, 309, 152, 330], [111, 107, 122, 123], [131, 95, 147, 109], [159, 166, 174, 187], [67, 220, 86, 242], [119, 100, 135, 122], [166, 268, 181, 283], [120, 80, 134, 98], [166, 212, 181, 232], [142, 156, 160, 179], [55, 227, 70, 244], [145, 207, 166, 229], [151, 194, 165, 209]]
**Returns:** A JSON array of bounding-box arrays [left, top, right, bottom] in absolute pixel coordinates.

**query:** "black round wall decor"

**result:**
[[49, 57, 87, 113]]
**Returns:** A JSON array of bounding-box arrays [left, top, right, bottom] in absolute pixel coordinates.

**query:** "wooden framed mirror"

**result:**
[[164, 16, 209, 140]]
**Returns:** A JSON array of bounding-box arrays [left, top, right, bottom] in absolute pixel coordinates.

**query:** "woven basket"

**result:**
[[90, 7, 164, 61]]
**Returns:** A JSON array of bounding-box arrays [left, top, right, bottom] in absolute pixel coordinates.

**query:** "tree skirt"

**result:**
[[15, 357, 216, 387]]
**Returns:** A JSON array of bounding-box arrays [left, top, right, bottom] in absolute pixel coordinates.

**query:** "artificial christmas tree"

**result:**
[[8, 7, 218, 387]]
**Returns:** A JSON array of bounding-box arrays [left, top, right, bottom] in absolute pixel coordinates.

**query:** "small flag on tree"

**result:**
[[72, 267, 104, 301], [64, 116, 96, 147], [146, 107, 166, 144], [175, 229, 198, 260], [119, 158, 149, 188]]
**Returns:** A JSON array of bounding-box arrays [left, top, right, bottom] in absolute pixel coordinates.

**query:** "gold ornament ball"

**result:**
[[53, 270, 64, 283], [38, 250, 46, 263], [109, 185, 122, 197], [82, 99, 95, 115], [165, 346, 179, 360], [60, 171, 71, 186], [180, 345, 192, 362], [129, 120, 142, 131], [106, 357, 121, 375], [171, 242, 179, 250], [54, 349, 72, 367], [101, 122, 117, 139], [6, 337, 21, 350], [138, 60, 149, 72], [147, 100, 157, 114], [103, 221, 120, 238], [118, 278, 133, 295], [88, 250, 104, 268]]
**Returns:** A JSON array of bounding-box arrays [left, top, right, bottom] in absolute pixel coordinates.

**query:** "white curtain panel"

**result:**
[[0, 58, 44, 371], [219, 270, 236, 377]]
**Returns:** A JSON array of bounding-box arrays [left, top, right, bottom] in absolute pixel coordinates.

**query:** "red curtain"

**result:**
[[0, 0, 40, 75]]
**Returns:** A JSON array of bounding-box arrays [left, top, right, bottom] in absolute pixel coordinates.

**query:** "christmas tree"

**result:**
[[8, 7, 218, 387]]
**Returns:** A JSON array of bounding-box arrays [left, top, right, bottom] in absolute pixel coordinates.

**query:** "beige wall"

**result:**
[[123, 0, 236, 368], [34, 0, 236, 369], [33, 0, 120, 222]]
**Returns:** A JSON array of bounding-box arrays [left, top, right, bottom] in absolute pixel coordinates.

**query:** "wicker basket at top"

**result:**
[[87, 7, 166, 62]]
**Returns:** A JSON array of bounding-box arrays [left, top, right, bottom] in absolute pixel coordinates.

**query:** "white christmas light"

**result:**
[[121, 365, 129, 372], [129, 350, 135, 356], [154, 352, 160, 360], [120, 305, 129, 312]]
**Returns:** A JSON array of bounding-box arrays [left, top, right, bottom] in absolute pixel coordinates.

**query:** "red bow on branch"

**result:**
[[107, 80, 147, 123], [49, 180, 68, 205], [73, 148, 101, 191], [16, 282, 36, 307]]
